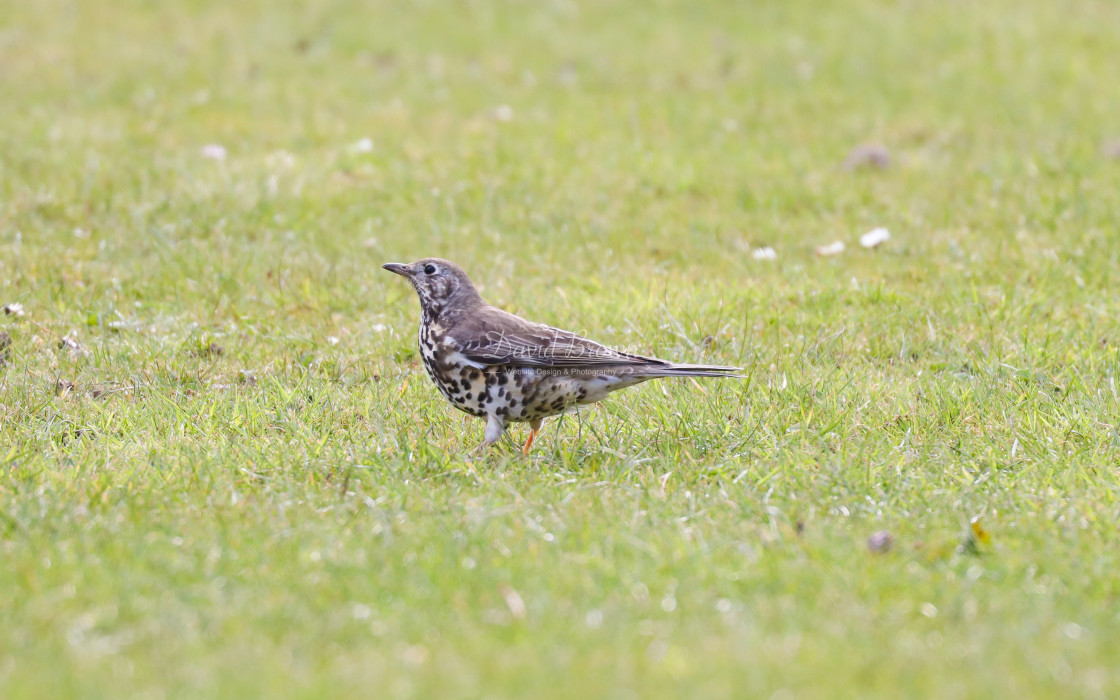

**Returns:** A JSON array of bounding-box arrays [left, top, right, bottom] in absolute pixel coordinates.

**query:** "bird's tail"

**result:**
[[638, 362, 743, 379]]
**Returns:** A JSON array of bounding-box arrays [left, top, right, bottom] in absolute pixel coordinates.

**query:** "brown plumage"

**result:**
[[383, 258, 740, 453]]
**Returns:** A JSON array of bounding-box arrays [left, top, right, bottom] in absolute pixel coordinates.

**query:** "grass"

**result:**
[[3, 0, 1120, 697]]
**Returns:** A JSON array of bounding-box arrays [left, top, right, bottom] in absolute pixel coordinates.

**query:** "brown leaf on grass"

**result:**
[[970, 517, 991, 544], [842, 143, 891, 170], [960, 516, 992, 555]]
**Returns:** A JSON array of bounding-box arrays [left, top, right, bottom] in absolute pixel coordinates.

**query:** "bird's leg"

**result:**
[[470, 413, 505, 456], [522, 419, 543, 455]]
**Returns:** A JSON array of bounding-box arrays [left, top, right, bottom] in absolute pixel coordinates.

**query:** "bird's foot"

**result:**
[[465, 442, 489, 461], [521, 428, 538, 455], [521, 421, 543, 455]]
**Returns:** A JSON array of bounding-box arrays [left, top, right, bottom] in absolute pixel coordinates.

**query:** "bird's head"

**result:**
[[382, 258, 482, 318]]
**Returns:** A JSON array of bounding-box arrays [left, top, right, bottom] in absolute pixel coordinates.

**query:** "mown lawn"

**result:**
[[2, 0, 1120, 697]]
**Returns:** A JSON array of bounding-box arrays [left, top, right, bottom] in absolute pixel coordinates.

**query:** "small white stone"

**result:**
[[842, 143, 891, 170], [351, 603, 372, 620], [585, 610, 603, 628], [353, 137, 374, 153], [867, 530, 893, 553], [860, 227, 891, 248], [200, 144, 227, 160], [267, 150, 296, 168], [499, 585, 526, 619], [751, 246, 777, 261], [816, 241, 846, 256]]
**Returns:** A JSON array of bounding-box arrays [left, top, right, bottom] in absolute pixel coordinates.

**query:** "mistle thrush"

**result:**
[[383, 258, 740, 453]]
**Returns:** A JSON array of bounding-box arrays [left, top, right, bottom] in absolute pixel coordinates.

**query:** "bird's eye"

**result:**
[[423, 264, 437, 275]]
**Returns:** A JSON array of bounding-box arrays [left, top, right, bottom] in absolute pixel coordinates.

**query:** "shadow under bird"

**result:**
[[383, 258, 741, 454]]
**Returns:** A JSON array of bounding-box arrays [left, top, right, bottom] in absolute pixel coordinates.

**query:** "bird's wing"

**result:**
[[453, 306, 667, 369]]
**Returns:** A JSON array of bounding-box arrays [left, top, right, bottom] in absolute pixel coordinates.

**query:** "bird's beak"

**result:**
[[382, 262, 410, 277]]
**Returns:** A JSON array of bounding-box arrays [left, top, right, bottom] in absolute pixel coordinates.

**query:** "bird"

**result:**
[[382, 258, 741, 454]]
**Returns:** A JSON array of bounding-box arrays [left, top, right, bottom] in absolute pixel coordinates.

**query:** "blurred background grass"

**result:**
[[2, 1, 1120, 698]]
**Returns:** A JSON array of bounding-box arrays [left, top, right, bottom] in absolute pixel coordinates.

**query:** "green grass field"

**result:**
[[3, 0, 1120, 697]]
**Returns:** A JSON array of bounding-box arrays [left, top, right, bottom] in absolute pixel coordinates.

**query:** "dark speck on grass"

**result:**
[[372, 52, 397, 71], [192, 341, 224, 358], [842, 143, 891, 170]]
